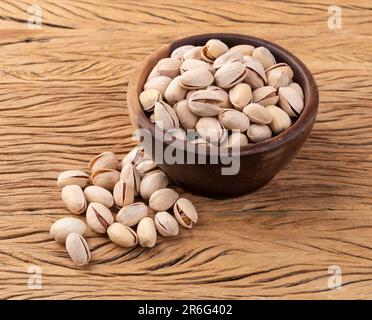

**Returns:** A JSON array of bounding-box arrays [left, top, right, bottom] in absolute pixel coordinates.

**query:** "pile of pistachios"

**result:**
[[50, 148, 198, 267], [140, 39, 305, 146]]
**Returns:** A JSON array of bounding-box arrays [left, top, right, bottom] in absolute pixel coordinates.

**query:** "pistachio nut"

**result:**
[[174, 100, 199, 130], [247, 124, 273, 143], [218, 109, 250, 132], [164, 76, 188, 105], [289, 82, 304, 100], [252, 46, 276, 69], [154, 101, 179, 130], [61, 185, 87, 215], [171, 45, 195, 60], [146, 64, 161, 81], [252, 86, 279, 106], [88, 151, 119, 172], [266, 63, 293, 81], [229, 44, 255, 56], [107, 222, 138, 248], [137, 217, 157, 248], [113, 179, 135, 208], [243, 103, 273, 125], [188, 89, 225, 116], [213, 50, 243, 69], [229, 83, 252, 111], [154, 211, 179, 237], [136, 159, 158, 177], [86, 202, 114, 234], [196, 117, 223, 142], [180, 59, 214, 74], [120, 163, 141, 196], [149, 188, 179, 212], [140, 169, 169, 201], [139, 88, 162, 112], [116, 202, 149, 227], [214, 61, 247, 89], [57, 170, 89, 189], [243, 56, 267, 89], [278, 86, 304, 117], [179, 69, 214, 90], [221, 132, 249, 148], [173, 198, 198, 229], [206, 86, 232, 109], [266, 105, 292, 134], [182, 46, 202, 61], [65, 233, 90, 267], [84, 185, 114, 208], [201, 39, 229, 62], [144, 76, 172, 96], [186, 89, 197, 100], [267, 68, 290, 89], [121, 146, 144, 168], [91, 168, 120, 191], [50, 217, 86, 244], [164, 127, 187, 141], [157, 58, 181, 78], [189, 137, 210, 146]]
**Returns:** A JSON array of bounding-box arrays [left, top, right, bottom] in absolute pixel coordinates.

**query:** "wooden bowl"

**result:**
[[127, 33, 319, 198]]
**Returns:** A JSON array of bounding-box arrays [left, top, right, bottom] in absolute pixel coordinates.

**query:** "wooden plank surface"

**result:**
[[0, 0, 372, 300]]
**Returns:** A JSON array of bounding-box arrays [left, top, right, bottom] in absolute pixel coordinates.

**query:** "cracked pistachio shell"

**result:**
[[252, 86, 279, 106], [188, 90, 225, 116], [196, 117, 223, 142], [180, 59, 214, 74], [117, 202, 149, 227], [173, 198, 198, 229], [247, 124, 273, 143], [266, 105, 292, 134], [86, 202, 114, 234], [230, 44, 255, 56], [174, 100, 199, 130], [57, 170, 89, 189], [214, 61, 247, 89], [121, 146, 144, 168], [50, 217, 86, 244], [113, 179, 135, 208], [243, 103, 273, 125], [136, 159, 158, 177], [278, 86, 304, 117], [267, 68, 290, 89], [266, 63, 293, 81], [206, 86, 233, 109], [88, 151, 119, 172], [154, 101, 179, 130], [164, 76, 188, 105], [179, 69, 214, 90], [84, 185, 114, 208], [149, 188, 179, 212], [137, 217, 157, 248], [140, 170, 169, 201], [107, 223, 138, 248], [144, 76, 172, 96], [157, 58, 181, 78], [66, 233, 91, 267], [154, 211, 179, 237], [213, 50, 243, 69], [201, 39, 229, 62], [222, 132, 249, 148], [229, 83, 252, 111], [164, 127, 187, 142], [252, 46, 276, 69], [243, 55, 267, 89], [139, 88, 162, 112], [189, 137, 210, 146], [91, 168, 120, 191], [61, 185, 87, 215], [171, 45, 195, 60], [182, 46, 202, 61], [120, 163, 141, 196], [289, 82, 304, 100], [218, 109, 250, 132]]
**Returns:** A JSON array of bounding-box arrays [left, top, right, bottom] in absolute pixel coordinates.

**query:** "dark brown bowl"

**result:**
[[127, 33, 319, 198]]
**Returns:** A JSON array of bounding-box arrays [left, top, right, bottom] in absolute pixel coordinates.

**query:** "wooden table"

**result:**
[[1, 0, 371, 300]]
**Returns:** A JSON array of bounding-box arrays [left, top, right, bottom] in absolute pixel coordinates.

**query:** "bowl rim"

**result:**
[[127, 33, 319, 156]]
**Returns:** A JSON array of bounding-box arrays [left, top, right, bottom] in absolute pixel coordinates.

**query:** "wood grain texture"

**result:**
[[0, 0, 372, 300]]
